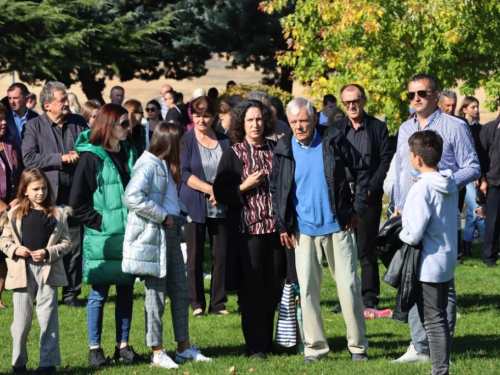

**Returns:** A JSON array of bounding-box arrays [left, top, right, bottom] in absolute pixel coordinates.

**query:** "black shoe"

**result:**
[[89, 347, 108, 367], [364, 301, 378, 310], [11, 366, 28, 374], [247, 352, 267, 360], [114, 345, 147, 364], [266, 347, 288, 358], [351, 353, 369, 362], [64, 298, 81, 308], [330, 304, 342, 314], [485, 263, 498, 268], [192, 308, 204, 318], [31, 366, 55, 375]]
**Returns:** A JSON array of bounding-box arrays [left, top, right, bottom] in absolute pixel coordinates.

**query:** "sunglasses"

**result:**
[[406, 90, 435, 101], [134, 111, 144, 115], [341, 99, 361, 108], [114, 120, 130, 128], [145, 107, 157, 112]]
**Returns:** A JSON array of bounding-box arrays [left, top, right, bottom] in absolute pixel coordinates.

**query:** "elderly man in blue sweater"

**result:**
[[271, 98, 370, 363]]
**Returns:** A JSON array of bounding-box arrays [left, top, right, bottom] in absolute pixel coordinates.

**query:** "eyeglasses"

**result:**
[[114, 120, 130, 128], [406, 90, 435, 101], [134, 111, 144, 115], [145, 108, 157, 112], [341, 99, 361, 108]]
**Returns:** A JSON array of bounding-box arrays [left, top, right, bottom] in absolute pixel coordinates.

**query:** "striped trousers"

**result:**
[[144, 220, 189, 346], [11, 259, 61, 367]]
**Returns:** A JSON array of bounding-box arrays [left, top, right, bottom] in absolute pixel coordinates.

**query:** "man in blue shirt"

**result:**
[[6, 83, 38, 147], [392, 74, 480, 364], [271, 98, 370, 363]]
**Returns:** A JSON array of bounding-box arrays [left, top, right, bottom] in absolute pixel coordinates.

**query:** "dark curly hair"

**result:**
[[229, 100, 274, 143]]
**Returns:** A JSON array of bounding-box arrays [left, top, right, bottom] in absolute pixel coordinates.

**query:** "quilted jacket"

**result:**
[[123, 151, 177, 278], [75, 129, 137, 285]]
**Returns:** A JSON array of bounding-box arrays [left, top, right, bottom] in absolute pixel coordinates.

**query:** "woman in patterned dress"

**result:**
[[213, 100, 286, 359]]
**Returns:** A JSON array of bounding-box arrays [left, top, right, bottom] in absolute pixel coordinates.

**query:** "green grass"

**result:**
[[0, 242, 499, 374]]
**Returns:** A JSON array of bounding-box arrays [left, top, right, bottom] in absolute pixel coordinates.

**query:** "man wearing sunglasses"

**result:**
[[330, 84, 392, 313], [391, 74, 480, 364], [22, 81, 89, 308]]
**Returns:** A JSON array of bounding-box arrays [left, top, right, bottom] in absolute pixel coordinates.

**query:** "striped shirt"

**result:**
[[393, 108, 481, 211]]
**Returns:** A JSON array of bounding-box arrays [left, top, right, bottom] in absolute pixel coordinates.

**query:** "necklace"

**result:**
[[197, 131, 214, 148], [105, 144, 121, 153]]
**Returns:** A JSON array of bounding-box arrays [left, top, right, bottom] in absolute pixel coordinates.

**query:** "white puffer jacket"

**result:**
[[122, 151, 174, 278]]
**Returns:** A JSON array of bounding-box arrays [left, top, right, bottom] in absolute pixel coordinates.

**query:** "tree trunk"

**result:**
[[279, 66, 293, 93], [78, 68, 106, 104]]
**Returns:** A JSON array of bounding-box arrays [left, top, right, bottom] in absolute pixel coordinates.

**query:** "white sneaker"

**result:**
[[151, 349, 179, 369], [175, 344, 212, 363], [391, 345, 430, 363]]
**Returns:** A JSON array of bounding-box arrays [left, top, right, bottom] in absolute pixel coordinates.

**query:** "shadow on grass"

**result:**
[[453, 334, 500, 358], [457, 293, 500, 310]]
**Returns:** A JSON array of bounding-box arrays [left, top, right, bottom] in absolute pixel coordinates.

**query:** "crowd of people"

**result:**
[[0, 73, 497, 375]]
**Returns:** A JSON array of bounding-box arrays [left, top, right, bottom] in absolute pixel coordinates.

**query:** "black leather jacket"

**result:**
[[373, 216, 422, 323], [271, 125, 369, 234]]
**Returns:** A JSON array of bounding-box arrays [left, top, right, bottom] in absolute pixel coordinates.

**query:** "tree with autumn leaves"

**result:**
[[261, 0, 500, 131]]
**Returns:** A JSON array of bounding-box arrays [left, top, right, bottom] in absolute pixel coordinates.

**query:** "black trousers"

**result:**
[[62, 225, 82, 302], [357, 192, 383, 306], [415, 280, 451, 375], [185, 218, 228, 312], [239, 232, 284, 354], [482, 184, 500, 265], [284, 246, 298, 284]]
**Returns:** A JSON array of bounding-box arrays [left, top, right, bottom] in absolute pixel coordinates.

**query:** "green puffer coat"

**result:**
[[75, 129, 137, 285]]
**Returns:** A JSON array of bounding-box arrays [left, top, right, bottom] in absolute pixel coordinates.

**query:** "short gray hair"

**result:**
[[40, 81, 67, 111], [439, 90, 457, 102], [247, 89, 270, 103], [286, 97, 314, 119]]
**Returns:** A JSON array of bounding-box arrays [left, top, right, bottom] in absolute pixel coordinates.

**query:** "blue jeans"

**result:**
[[409, 279, 456, 358], [87, 284, 134, 346], [463, 182, 486, 242]]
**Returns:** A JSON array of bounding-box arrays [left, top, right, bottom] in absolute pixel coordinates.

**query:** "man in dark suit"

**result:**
[[22, 81, 89, 307], [6, 83, 38, 147], [331, 83, 392, 310]]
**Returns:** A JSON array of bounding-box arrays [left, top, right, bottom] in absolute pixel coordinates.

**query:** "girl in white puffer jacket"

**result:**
[[123, 122, 211, 369]]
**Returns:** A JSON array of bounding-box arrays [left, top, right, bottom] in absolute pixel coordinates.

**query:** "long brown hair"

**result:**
[[458, 96, 480, 122], [89, 104, 128, 149], [13, 168, 55, 219], [148, 122, 185, 184]]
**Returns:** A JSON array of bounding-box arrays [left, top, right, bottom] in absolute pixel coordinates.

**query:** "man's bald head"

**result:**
[[160, 84, 173, 97]]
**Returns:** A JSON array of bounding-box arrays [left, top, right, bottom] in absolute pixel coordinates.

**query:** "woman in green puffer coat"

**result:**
[[69, 104, 145, 367]]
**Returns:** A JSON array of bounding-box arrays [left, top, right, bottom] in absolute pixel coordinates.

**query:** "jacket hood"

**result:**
[[75, 129, 135, 161], [75, 129, 105, 158], [133, 151, 165, 172], [419, 169, 456, 196]]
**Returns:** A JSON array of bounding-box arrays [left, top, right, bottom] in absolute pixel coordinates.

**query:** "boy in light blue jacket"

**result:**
[[399, 130, 459, 375]]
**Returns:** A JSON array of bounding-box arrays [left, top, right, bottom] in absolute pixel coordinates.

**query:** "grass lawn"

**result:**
[[0, 241, 499, 375]]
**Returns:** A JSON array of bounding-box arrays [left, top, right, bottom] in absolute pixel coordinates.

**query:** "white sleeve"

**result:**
[[399, 185, 431, 245]]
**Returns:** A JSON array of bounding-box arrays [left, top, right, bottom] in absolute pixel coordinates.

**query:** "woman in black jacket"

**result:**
[[213, 100, 286, 360]]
